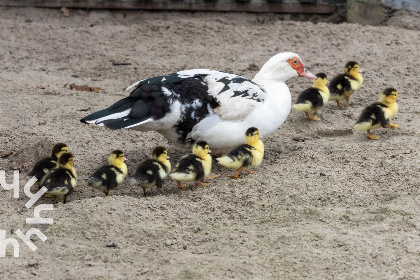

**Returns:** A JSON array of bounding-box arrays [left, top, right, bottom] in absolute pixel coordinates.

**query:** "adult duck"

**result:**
[[81, 52, 316, 152]]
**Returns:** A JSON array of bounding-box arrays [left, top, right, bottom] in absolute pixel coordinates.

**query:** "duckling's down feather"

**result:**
[[130, 159, 168, 188], [354, 103, 389, 132], [26, 157, 57, 183], [86, 165, 125, 191], [216, 144, 254, 170], [170, 154, 205, 182], [43, 168, 76, 196]]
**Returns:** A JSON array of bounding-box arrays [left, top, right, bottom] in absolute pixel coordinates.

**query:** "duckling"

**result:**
[[328, 61, 363, 108], [292, 73, 330, 121], [42, 153, 77, 204], [85, 150, 127, 196], [170, 141, 212, 189], [26, 143, 69, 187], [216, 127, 264, 179], [128, 146, 171, 196], [354, 88, 400, 140]]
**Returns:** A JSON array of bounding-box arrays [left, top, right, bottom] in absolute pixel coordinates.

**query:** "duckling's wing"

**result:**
[[295, 88, 324, 108], [27, 157, 56, 180], [42, 169, 74, 194], [88, 165, 120, 189], [81, 70, 266, 143], [217, 144, 254, 169], [356, 102, 389, 127], [173, 154, 205, 181], [329, 74, 352, 95]]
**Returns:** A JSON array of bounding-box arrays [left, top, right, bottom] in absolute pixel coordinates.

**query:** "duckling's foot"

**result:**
[[367, 130, 380, 140], [336, 100, 341, 109], [206, 173, 220, 180], [343, 98, 350, 107], [196, 180, 211, 187], [246, 170, 257, 175], [103, 189, 110, 196], [229, 168, 242, 179], [54, 196, 61, 203], [388, 123, 399, 129], [177, 181, 185, 189]]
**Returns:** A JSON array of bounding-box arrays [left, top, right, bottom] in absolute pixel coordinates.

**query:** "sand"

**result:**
[[0, 7, 419, 279]]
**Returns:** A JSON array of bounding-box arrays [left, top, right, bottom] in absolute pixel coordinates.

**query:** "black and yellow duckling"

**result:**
[[26, 143, 69, 187], [292, 73, 330, 121], [328, 61, 363, 108], [85, 150, 127, 196], [43, 153, 77, 204], [216, 127, 264, 179], [128, 146, 171, 196], [354, 87, 400, 140], [170, 141, 212, 189]]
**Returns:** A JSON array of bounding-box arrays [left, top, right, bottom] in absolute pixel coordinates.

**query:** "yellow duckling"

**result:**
[[216, 127, 264, 179], [292, 73, 330, 121], [354, 87, 400, 140], [85, 150, 127, 196], [128, 146, 171, 196], [328, 61, 363, 108], [26, 143, 69, 187], [43, 153, 77, 204], [170, 141, 212, 189]]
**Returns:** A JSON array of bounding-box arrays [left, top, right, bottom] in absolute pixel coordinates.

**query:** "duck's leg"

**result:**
[[367, 129, 380, 140], [343, 92, 350, 107], [388, 123, 399, 129], [336, 100, 341, 109], [309, 108, 320, 121], [229, 168, 243, 179], [196, 180, 211, 187], [177, 181, 185, 189]]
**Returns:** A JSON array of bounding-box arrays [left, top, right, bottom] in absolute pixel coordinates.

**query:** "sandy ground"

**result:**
[[0, 7, 420, 279]]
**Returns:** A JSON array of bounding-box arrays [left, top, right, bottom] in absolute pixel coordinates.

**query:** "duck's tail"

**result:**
[[80, 98, 151, 130]]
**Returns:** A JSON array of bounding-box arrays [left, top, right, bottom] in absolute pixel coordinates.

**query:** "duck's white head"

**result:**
[[253, 52, 316, 83]]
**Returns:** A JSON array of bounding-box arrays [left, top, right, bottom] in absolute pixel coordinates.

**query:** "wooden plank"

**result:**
[[0, 0, 336, 14], [347, 0, 388, 25]]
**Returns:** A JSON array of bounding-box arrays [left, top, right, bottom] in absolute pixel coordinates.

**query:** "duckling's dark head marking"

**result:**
[[245, 127, 259, 137], [52, 143, 68, 158], [58, 153, 74, 166]]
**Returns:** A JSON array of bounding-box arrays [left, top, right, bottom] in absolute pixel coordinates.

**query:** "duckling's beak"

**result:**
[[124, 157, 128, 162], [298, 68, 317, 79], [358, 68, 364, 73], [397, 97, 401, 101], [167, 155, 170, 160], [208, 149, 212, 154]]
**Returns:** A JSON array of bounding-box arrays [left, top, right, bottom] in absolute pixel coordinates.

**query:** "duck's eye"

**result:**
[[293, 59, 298, 65]]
